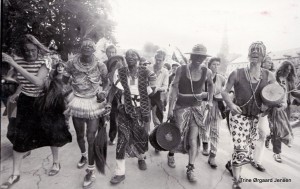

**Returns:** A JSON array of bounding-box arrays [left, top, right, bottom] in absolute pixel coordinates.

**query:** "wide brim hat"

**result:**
[[185, 44, 211, 57]]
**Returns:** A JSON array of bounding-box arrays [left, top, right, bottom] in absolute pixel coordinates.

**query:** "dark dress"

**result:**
[[7, 79, 72, 152]]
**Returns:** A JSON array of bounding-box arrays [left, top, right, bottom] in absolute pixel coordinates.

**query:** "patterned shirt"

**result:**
[[113, 67, 156, 107], [15, 58, 49, 97], [65, 55, 107, 98]]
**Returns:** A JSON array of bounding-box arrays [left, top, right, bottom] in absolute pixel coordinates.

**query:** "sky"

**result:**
[[110, 0, 300, 57]]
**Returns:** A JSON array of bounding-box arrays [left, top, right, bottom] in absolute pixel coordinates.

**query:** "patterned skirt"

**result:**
[[116, 105, 149, 159], [229, 113, 259, 167]]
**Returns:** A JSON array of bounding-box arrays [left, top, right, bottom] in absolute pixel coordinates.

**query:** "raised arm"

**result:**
[[2, 53, 48, 87]]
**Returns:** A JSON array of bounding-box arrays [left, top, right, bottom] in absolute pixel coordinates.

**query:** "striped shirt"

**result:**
[[15, 58, 49, 97]]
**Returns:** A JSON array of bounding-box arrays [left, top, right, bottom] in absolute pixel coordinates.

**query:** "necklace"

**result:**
[[187, 65, 202, 102]]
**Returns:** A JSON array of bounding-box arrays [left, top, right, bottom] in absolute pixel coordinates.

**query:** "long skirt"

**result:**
[[116, 105, 149, 159], [229, 113, 259, 167], [7, 93, 72, 152], [203, 100, 222, 154]]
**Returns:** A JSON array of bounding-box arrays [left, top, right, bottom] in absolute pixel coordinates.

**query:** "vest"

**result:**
[[176, 65, 207, 106], [234, 68, 269, 117]]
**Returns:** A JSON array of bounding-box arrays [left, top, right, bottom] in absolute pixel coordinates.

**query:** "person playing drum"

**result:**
[[167, 44, 214, 182], [221, 41, 276, 189]]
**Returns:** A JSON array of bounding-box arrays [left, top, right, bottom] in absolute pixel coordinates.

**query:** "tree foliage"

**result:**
[[2, 0, 116, 60]]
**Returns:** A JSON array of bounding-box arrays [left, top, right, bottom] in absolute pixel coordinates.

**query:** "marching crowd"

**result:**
[[1, 35, 299, 189]]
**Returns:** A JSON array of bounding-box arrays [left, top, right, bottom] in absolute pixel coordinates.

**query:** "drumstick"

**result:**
[[287, 89, 300, 93]]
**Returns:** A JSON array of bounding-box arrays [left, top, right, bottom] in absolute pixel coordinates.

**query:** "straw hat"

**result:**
[[185, 44, 211, 56]]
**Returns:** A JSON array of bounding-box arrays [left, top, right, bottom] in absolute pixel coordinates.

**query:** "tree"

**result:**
[[2, 0, 116, 60]]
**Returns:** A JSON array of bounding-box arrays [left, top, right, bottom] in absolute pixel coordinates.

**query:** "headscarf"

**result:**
[[81, 38, 96, 51]]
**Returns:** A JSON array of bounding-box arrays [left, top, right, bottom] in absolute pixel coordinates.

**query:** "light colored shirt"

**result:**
[[148, 65, 169, 92]]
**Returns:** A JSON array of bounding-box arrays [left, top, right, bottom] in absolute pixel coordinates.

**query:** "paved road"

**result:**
[[1, 108, 300, 189]]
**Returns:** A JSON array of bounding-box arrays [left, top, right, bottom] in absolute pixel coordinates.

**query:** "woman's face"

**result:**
[[282, 65, 292, 78], [24, 43, 38, 61], [56, 64, 65, 74]]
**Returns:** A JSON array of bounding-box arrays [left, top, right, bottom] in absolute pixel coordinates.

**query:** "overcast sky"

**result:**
[[111, 0, 300, 57]]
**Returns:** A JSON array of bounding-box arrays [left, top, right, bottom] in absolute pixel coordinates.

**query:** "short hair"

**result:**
[[208, 57, 221, 68], [106, 44, 117, 54], [155, 49, 166, 60]]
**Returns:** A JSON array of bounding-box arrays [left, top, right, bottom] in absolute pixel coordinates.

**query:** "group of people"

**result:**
[[1, 34, 299, 189]]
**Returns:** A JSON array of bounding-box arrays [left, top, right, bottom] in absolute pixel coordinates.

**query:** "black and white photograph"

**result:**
[[1, 0, 300, 188]]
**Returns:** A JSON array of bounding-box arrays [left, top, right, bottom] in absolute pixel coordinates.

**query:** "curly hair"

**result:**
[[18, 34, 50, 57]]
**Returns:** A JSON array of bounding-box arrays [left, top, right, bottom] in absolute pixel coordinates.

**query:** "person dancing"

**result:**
[[62, 38, 110, 188], [1, 34, 72, 189]]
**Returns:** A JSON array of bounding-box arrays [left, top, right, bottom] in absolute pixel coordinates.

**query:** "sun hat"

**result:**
[[185, 44, 211, 56]]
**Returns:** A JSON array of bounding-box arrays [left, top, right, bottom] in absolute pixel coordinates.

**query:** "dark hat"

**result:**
[[185, 44, 211, 56]]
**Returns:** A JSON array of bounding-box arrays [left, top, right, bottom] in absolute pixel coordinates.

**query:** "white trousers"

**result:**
[[253, 115, 270, 164]]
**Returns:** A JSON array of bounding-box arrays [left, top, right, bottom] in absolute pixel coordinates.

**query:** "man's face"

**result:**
[[125, 51, 139, 67], [249, 46, 264, 64], [209, 61, 220, 73], [172, 65, 179, 74], [191, 54, 206, 66], [24, 43, 38, 61], [155, 55, 164, 66], [106, 48, 116, 59], [81, 40, 95, 56]]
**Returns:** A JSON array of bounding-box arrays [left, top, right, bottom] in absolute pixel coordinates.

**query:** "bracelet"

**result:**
[[98, 90, 108, 97]]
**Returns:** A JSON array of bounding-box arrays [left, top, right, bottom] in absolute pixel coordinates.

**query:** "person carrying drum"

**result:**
[[221, 41, 276, 189], [110, 49, 156, 184], [167, 44, 214, 182], [250, 54, 275, 173]]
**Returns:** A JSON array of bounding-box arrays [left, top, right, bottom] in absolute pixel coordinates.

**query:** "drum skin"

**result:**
[[149, 122, 181, 151], [261, 83, 285, 106]]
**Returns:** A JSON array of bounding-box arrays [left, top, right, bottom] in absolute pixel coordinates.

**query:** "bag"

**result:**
[[269, 107, 293, 147]]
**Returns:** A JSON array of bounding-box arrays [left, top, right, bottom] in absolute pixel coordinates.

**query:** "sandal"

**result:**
[[48, 163, 61, 176], [1, 175, 20, 189]]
